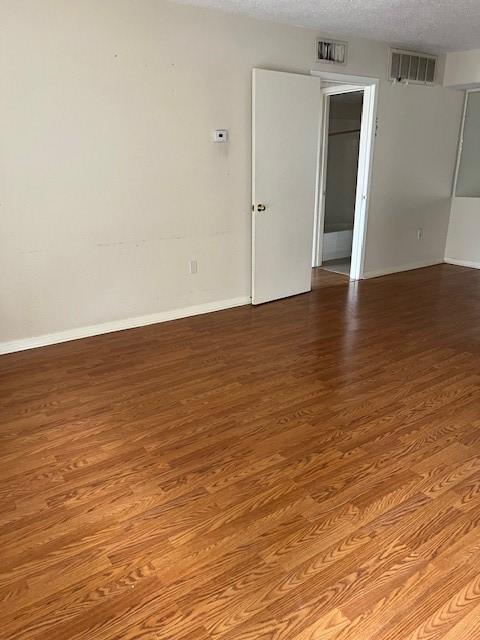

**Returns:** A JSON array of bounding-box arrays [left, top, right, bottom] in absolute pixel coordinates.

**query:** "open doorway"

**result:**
[[252, 69, 377, 305], [321, 91, 363, 276], [312, 76, 377, 284]]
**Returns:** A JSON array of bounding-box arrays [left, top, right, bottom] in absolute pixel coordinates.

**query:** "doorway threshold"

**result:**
[[322, 258, 351, 276]]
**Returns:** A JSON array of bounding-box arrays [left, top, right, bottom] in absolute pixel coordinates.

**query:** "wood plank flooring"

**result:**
[[1, 264, 480, 639]]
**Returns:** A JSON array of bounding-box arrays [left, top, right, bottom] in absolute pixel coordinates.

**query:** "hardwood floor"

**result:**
[[1, 264, 480, 639]]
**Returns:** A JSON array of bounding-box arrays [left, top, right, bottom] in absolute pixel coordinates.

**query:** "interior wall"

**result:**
[[443, 53, 480, 269], [445, 198, 480, 267], [362, 82, 462, 276], [0, 0, 464, 346], [445, 49, 480, 88]]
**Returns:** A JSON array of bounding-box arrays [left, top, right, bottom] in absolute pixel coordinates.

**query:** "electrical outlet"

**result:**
[[417, 228, 423, 240], [189, 260, 198, 274]]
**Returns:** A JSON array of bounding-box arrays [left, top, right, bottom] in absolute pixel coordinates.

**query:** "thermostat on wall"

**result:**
[[213, 129, 228, 142]]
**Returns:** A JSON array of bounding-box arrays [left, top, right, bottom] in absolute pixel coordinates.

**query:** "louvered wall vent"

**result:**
[[316, 38, 347, 65], [389, 49, 437, 85]]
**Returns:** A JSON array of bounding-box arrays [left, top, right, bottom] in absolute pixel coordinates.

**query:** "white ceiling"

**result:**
[[173, 0, 480, 53]]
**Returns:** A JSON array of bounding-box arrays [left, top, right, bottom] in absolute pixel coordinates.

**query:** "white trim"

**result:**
[[311, 70, 378, 281], [312, 94, 330, 267], [451, 91, 469, 197], [0, 296, 250, 355], [362, 260, 443, 279], [311, 70, 380, 87], [445, 257, 480, 270], [351, 82, 377, 280], [321, 84, 363, 95], [251, 70, 257, 304]]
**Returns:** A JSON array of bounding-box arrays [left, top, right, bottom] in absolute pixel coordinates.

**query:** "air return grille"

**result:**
[[316, 38, 347, 65], [389, 49, 437, 84]]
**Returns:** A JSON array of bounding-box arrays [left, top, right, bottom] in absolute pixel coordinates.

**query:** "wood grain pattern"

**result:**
[[1, 263, 480, 639]]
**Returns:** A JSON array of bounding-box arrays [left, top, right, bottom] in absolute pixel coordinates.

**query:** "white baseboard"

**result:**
[[444, 257, 480, 270], [3, 257, 472, 355], [0, 296, 251, 355], [361, 260, 443, 280]]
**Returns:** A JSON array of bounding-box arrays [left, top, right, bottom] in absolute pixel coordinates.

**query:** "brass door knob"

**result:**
[[256, 204, 266, 212]]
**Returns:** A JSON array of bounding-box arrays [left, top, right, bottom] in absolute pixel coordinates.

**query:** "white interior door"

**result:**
[[252, 69, 321, 305]]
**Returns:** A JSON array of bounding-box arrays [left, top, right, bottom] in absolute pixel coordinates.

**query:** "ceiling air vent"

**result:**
[[389, 48, 437, 85], [316, 38, 347, 65]]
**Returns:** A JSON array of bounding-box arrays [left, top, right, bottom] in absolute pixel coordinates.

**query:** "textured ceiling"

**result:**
[[173, 0, 480, 53]]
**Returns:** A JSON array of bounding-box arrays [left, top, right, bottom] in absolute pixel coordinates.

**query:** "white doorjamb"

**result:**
[[311, 70, 378, 280], [312, 93, 330, 268]]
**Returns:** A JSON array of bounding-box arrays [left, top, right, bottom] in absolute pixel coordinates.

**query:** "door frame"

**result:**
[[311, 71, 378, 280]]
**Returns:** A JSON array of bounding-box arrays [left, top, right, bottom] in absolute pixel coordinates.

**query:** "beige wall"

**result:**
[[446, 198, 480, 267], [443, 50, 480, 268], [445, 49, 480, 88], [0, 0, 464, 346], [362, 81, 462, 276], [444, 49, 480, 268]]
